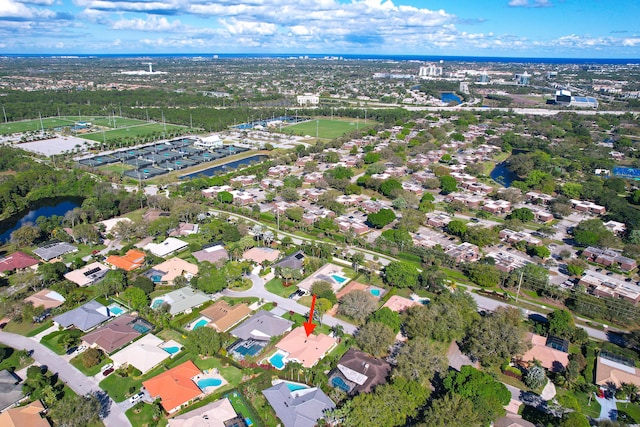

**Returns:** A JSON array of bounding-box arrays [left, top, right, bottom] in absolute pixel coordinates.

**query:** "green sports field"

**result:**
[[281, 118, 374, 139], [82, 123, 188, 142], [0, 117, 76, 134]]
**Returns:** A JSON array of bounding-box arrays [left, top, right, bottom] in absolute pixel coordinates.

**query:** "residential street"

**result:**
[[0, 331, 131, 427], [222, 273, 358, 334]]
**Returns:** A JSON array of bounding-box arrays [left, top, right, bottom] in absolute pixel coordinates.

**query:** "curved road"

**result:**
[[222, 273, 358, 334], [0, 331, 131, 427]]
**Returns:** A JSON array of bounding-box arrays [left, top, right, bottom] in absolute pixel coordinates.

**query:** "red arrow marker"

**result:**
[[303, 294, 317, 337]]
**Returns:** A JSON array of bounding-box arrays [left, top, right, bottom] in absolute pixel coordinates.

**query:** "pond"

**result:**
[[490, 162, 519, 188], [441, 92, 462, 104], [180, 154, 268, 179], [0, 196, 84, 243]]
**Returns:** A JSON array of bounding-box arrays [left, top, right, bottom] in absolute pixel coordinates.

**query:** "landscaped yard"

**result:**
[[40, 329, 83, 355], [265, 278, 298, 298], [193, 357, 243, 387], [555, 388, 601, 419], [3, 319, 52, 337], [70, 352, 112, 376], [126, 402, 168, 427], [618, 402, 640, 424], [0, 345, 33, 371], [226, 390, 264, 427]]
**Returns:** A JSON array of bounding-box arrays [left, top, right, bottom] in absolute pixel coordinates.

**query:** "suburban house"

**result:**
[[274, 250, 305, 271], [64, 261, 110, 287], [33, 241, 77, 262], [105, 249, 146, 271], [168, 397, 244, 427], [243, 247, 281, 264], [150, 287, 209, 316], [110, 334, 171, 374], [169, 223, 199, 237], [142, 360, 203, 413], [0, 400, 50, 427], [520, 333, 569, 372], [381, 295, 421, 313], [24, 289, 66, 310], [192, 244, 229, 265], [0, 251, 39, 275], [0, 370, 24, 412], [275, 327, 337, 368], [595, 352, 640, 388], [144, 257, 199, 286], [52, 300, 110, 331], [144, 237, 189, 258], [262, 382, 335, 427], [81, 314, 152, 354], [328, 348, 391, 395], [199, 300, 252, 332], [230, 310, 293, 341]]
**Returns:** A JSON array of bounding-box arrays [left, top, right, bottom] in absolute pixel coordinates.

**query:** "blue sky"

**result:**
[[1, 0, 639, 57]]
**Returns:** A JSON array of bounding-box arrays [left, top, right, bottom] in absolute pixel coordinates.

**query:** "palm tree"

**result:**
[[331, 324, 345, 340], [621, 382, 639, 405]]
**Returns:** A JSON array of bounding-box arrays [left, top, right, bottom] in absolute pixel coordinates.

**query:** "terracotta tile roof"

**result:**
[[106, 249, 145, 271], [142, 360, 202, 413], [595, 355, 640, 388], [24, 289, 66, 310], [381, 295, 421, 313], [200, 301, 251, 332], [0, 400, 49, 427], [521, 333, 568, 372], [276, 327, 337, 368]]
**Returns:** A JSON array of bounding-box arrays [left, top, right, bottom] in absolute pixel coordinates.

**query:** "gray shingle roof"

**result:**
[[0, 370, 24, 411], [230, 310, 293, 341], [262, 383, 335, 427], [53, 300, 109, 331]]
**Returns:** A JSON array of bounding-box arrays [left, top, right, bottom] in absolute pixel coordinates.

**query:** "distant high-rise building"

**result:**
[[478, 73, 490, 83], [419, 64, 443, 77]]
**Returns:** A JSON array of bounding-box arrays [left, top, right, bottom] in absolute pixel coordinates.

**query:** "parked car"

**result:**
[[102, 367, 114, 376], [66, 346, 78, 355], [129, 392, 144, 404]]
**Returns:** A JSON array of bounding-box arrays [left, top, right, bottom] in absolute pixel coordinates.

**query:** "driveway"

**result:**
[[596, 394, 617, 421], [222, 273, 358, 334], [0, 331, 131, 427]]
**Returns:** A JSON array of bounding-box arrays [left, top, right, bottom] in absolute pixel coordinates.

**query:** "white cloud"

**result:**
[[509, 0, 552, 7], [508, 0, 529, 6], [112, 15, 183, 32], [0, 0, 55, 19], [220, 18, 277, 36]]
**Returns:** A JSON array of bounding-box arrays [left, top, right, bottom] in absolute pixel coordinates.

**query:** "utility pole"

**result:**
[[515, 270, 524, 304], [2, 105, 7, 123]]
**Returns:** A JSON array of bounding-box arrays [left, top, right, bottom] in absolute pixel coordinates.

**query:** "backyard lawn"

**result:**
[[265, 278, 298, 298], [193, 357, 243, 387]]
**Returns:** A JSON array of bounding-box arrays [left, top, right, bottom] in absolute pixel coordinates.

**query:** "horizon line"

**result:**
[[1, 53, 640, 62]]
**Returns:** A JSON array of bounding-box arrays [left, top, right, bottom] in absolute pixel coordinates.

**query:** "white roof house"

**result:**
[[144, 237, 189, 258], [110, 334, 171, 374]]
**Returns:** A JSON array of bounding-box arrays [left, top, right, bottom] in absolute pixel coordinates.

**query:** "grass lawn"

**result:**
[[618, 402, 640, 424], [229, 279, 253, 292], [83, 123, 187, 143], [156, 328, 187, 344], [70, 353, 112, 376], [220, 296, 259, 306], [226, 390, 263, 427], [90, 117, 148, 128], [264, 278, 298, 298], [282, 118, 374, 140], [556, 388, 601, 419], [100, 371, 144, 402], [126, 402, 167, 427], [0, 117, 76, 133], [0, 345, 33, 371], [62, 243, 106, 264], [41, 329, 82, 355], [3, 319, 52, 336]]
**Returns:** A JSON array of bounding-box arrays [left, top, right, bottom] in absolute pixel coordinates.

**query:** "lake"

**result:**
[[490, 162, 519, 187], [0, 196, 84, 243], [180, 155, 269, 179], [441, 92, 462, 104]]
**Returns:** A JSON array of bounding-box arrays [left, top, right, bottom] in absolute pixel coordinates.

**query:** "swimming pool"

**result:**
[[151, 299, 164, 309], [269, 352, 286, 370], [108, 305, 124, 315], [198, 378, 222, 389], [331, 274, 347, 284], [285, 382, 308, 392], [192, 319, 209, 330], [163, 346, 180, 355], [369, 289, 381, 297], [331, 376, 352, 392]]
